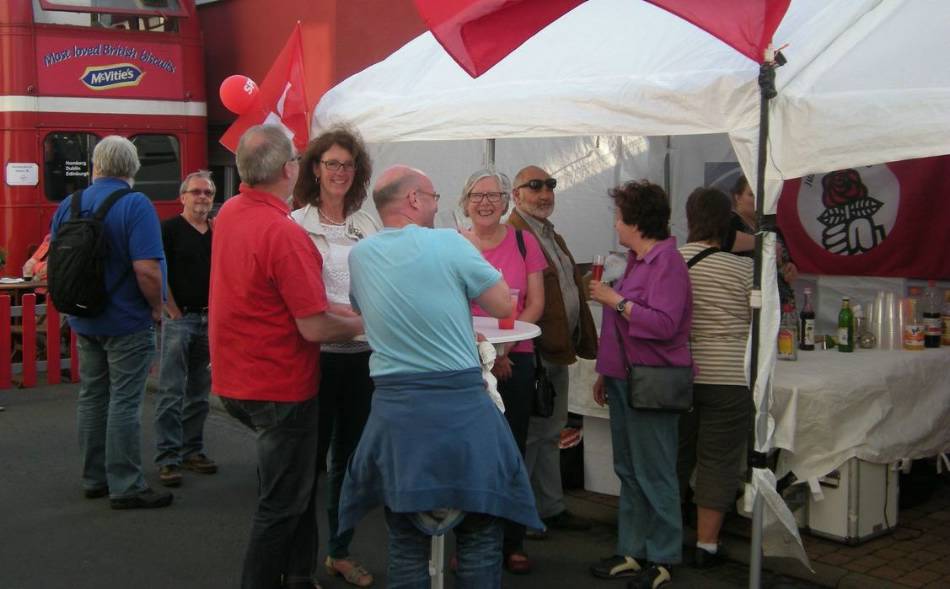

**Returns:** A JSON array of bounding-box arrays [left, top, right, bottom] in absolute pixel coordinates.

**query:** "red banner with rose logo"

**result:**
[[777, 156, 950, 280]]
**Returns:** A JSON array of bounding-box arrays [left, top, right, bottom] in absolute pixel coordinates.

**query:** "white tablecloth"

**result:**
[[772, 347, 950, 485], [568, 341, 950, 494]]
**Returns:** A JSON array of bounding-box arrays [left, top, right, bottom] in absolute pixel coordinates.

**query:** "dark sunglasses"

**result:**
[[516, 178, 557, 191]]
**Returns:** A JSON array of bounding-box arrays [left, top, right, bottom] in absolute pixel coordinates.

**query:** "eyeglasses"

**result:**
[[321, 160, 357, 172], [183, 188, 214, 197], [516, 178, 557, 192], [415, 189, 441, 201], [469, 191, 505, 204], [287, 155, 302, 164]]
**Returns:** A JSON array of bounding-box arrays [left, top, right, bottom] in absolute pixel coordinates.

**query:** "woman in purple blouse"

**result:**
[[586, 180, 693, 589]]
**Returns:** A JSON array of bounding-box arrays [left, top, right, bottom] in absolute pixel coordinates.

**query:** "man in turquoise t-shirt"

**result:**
[[345, 166, 542, 588]]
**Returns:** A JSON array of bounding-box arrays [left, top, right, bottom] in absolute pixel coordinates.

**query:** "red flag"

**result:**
[[777, 156, 950, 279], [413, 0, 583, 78], [645, 0, 790, 63], [414, 0, 791, 79], [220, 23, 310, 153]]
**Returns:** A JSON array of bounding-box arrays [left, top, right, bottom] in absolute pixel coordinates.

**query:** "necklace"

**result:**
[[318, 207, 346, 226]]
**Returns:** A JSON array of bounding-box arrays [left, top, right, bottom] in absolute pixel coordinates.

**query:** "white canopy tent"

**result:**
[[312, 0, 950, 571]]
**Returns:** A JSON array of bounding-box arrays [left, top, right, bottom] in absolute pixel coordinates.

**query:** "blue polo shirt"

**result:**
[[50, 177, 166, 337], [348, 225, 501, 377]]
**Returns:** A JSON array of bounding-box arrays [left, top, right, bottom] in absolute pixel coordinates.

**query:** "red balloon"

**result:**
[[219, 75, 260, 115]]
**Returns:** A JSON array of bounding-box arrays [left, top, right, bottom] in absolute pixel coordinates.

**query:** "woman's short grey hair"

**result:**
[[459, 167, 511, 216], [179, 170, 215, 195], [93, 135, 141, 179], [236, 125, 293, 186]]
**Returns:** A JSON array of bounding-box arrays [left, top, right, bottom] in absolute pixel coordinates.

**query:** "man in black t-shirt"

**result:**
[[154, 170, 218, 487]]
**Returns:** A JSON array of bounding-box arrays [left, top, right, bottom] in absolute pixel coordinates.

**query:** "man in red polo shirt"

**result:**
[[209, 125, 363, 589]]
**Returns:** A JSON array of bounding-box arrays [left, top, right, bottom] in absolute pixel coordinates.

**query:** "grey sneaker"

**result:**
[[110, 488, 174, 510]]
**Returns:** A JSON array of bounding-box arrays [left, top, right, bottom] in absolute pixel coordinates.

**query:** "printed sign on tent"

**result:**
[[778, 156, 950, 279]]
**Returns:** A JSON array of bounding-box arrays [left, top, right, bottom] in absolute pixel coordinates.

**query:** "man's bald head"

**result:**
[[236, 125, 295, 186], [513, 165, 549, 190], [373, 165, 427, 212]]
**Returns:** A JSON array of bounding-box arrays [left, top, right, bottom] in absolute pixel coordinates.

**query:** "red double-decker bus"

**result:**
[[0, 0, 206, 276]]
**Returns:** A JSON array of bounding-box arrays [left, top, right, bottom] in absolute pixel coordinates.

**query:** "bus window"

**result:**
[[131, 134, 181, 201], [34, 0, 183, 30], [44, 132, 98, 201]]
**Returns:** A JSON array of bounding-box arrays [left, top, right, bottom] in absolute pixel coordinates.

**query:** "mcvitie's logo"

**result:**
[[80, 63, 145, 90]]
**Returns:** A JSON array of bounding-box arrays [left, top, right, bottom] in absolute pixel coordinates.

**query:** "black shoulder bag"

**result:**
[[514, 229, 557, 418], [613, 246, 718, 412]]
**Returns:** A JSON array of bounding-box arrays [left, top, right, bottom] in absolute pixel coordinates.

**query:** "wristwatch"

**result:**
[[615, 298, 629, 313]]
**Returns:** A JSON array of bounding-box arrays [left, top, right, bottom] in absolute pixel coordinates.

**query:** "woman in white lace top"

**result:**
[[291, 126, 378, 588]]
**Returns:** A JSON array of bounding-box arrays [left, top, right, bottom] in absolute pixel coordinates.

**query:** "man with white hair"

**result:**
[[210, 125, 363, 589], [153, 170, 217, 488], [49, 135, 170, 510]]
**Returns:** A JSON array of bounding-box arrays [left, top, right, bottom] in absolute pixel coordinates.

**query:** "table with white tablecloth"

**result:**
[[566, 319, 950, 495], [771, 347, 950, 487]]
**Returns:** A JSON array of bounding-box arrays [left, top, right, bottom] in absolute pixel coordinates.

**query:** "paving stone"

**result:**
[[842, 555, 888, 573], [889, 558, 925, 572], [929, 510, 950, 521], [866, 565, 907, 583], [893, 528, 923, 541], [874, 547, 912, 560], [900, 569, 941, 587], [921, 558, 950, 575], [907, 550, 943, 564], [817, 552, 854, 566]]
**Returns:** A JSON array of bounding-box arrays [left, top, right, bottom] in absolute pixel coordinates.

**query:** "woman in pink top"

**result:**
[[461, 167, 546, 574]]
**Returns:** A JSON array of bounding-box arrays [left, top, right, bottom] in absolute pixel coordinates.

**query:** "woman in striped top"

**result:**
[[677, 187, 754, 568]]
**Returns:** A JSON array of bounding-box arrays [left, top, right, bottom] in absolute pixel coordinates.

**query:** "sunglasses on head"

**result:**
[[516, 178, 557, 191]]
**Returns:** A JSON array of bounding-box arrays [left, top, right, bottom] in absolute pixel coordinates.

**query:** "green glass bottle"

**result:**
[[838, 297, 854, 353]]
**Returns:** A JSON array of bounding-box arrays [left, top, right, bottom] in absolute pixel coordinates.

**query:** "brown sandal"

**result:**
[[325, 556, 374, 587]]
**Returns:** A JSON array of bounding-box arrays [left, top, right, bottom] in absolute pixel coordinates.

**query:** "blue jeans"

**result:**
[[76, 327, 156, 498], [318, 351, 373, 559], [606, 376, 682, 564], [155, 313, 211, 466], [385, 509, 503, 589], [222, 395, 321, 589]]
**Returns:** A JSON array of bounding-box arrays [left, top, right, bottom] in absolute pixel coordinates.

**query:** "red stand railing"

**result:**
[[21, 294, 37, 388], [47, 303, 61, 385], [0, 296, 10, 389]]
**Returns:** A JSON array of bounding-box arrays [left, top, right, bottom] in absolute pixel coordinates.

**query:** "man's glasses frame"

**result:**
[[516, 178, 557, 192], [414, 188, 441, 201], [183, 188, 214, 197], [321, 159, 357, 172]]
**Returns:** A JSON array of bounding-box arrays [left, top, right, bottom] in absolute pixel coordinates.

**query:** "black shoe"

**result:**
[[83, 486, 109, 499], [542, 510, 592, 531], [110, 488, 173, 510], [627, 564, 671, 589], [694, 546, 725, 569], [590, 555, 641, 579]]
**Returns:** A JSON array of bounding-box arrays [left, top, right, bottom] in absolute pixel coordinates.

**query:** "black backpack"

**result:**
[[47, 188, 134, 317]]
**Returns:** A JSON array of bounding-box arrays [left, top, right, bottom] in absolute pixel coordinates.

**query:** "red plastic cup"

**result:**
[[591, 255, 605, 281], [499, 289, 519, 329]]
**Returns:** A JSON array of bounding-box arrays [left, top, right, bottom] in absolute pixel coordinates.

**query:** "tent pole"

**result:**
[[749, 52, 778, 589], [485, 138, 496, 166]]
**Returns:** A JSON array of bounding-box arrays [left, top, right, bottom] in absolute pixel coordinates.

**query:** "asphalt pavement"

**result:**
[[0, 384, 820, 588]]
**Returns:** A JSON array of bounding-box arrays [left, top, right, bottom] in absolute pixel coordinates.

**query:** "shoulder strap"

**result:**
[[515, 229, 527, 260], [687, 246, 720, 269], [69, 189, 85, 219], [93, 188, 136, 221]]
